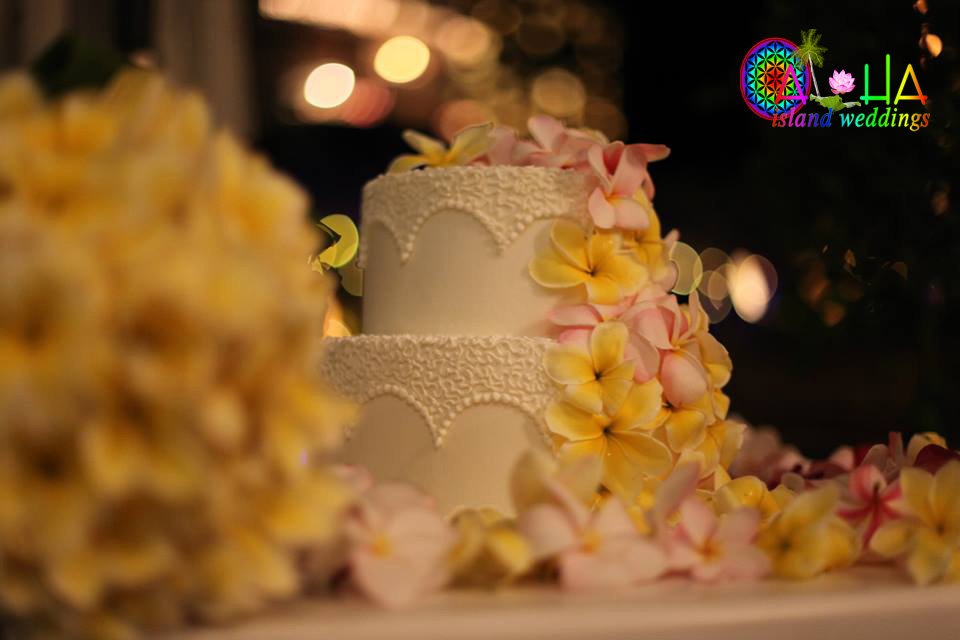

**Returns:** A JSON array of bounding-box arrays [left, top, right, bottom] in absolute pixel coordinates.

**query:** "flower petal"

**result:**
[[543, 343, 595, 385], [387, 154, 428, 173], [678, 496, 716, 549], [664, 409, 707, 452], [447, 122, 493, 163], [529, 247, 590, 288], [932, 460, 960, 531], [869, 519, 915, 558], [590, 321, 628, 374], [550, 220, 590, 271], [527, 114, 565, 151], [605, 431, 674, 494], [584, 274, 623, 305], [545, 399, 602, 442], [611, 197, 650, 231], [900, 466, 935, 525], [588, 188, 617, 228], [660, 351, 709, 407], [564, 380, 605, 415], [401, 130, 447, 159], [610, 378, 664, 432], [549, 304, 603, 327], [517, 504, 578, 560]]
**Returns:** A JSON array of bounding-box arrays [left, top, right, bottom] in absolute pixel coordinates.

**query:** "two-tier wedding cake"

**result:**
[[321, 117, 738, 513]]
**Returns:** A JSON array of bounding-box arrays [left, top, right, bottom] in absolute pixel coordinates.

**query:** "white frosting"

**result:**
[[360, 166, 588, 336], [319, 334, 555, 446], [320, 334, 557, 513]]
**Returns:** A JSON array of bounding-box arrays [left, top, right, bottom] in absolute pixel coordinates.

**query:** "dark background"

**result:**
[[3, 0, 958, 457]]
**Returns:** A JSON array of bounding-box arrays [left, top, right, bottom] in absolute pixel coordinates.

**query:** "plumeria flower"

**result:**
[[666, 495, 769, 582], [545, 378, 673, 498], [525, 114, 601, 170], [870, 461, 960, 585], [528, 219, 646, 304], [715, 475, 793, 523], [344, 483, 456, 608], [828, 70, 856, 95], [728, 427, 810, 487], [518, 487, 666, 590], [510, 449, 603, 514], [448, 508, 532, 587], [477, 124, 540, 166], [836, 464, 902, 548], [622, 207, 679, 291], [621, 291, 731, 413], [543, 321, 637, 414], [756, 485, 860, 579], [905, 431, 948, 466], [387, 122, 493, 173], [586, 141, 670, 231]]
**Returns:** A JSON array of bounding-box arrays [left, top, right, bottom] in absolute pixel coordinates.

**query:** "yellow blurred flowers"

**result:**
[[0, 70, 351, 638], [870, 461, 960, 585], [756, 486, 860, 579]]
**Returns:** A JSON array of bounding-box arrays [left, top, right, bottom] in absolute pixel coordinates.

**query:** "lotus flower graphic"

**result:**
[[829, 70, 856, 94]]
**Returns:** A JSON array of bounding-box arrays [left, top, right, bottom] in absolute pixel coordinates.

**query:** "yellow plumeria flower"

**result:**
[[448, 508, 532, 587], [715, 475, 787, 522], [545, 378, 672, 499], [543, 321, 635, 414], [756, 485, 858, 578], [622, 206, 676, 288], [388, 122, 493, 173], [870, 460, 960, 585], [529, 220, 647, 304]]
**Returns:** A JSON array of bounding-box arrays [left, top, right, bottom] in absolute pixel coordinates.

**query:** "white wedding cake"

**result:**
[[321, 117, 737, 514], [320, 166, 586, 511]]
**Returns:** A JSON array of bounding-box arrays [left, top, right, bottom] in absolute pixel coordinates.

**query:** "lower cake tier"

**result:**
[[319, 334, 556, 513]]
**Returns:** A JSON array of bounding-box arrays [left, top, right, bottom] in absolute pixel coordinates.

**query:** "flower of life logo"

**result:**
[[740, 38, 811, 120]]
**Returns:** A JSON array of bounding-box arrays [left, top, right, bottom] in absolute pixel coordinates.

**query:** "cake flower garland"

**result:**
[[326, 433, 960, 607], [353, 118, 960, 606]]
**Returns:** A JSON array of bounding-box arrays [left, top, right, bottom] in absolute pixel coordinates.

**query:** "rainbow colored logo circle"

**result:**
[[740, 38, 811, 120]]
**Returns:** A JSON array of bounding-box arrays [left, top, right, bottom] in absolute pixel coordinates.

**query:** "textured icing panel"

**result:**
[[360, 166, 586, 336], [359, 165, 589, 266], [318, 334, 556, 447]]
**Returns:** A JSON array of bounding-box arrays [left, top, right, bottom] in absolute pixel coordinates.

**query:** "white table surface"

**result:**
[[169, 566, 960, 640]]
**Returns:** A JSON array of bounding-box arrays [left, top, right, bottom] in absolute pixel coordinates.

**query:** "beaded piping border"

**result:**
[[358, 166, 589, 267], [318, 334, 555, 447]]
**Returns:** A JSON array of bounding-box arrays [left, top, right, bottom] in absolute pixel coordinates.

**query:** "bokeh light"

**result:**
[[434, 99, 496, 142], [728, 253, 778, 323], [435, 17, 497, 67], [340, 78, 395, 126], [304, 62, 356, 108], [531, 68, 586, 118], [374, 35, 431, 84]]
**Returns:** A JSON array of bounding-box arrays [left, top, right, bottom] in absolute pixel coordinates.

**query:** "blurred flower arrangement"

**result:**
[[0, 69, 353, 637]]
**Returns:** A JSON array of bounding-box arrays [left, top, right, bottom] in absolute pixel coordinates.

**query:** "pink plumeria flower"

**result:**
[[620, 292, 712, 405], [525, 115, 599, 170], [828, 70, 856, 95], [476, 125, 540, 166], [666, 496, 769, 581], [345, 483, 456, 608], [836, 464, 902, 550], [518, 482, 666, 590], [586, 141, 669, 230]]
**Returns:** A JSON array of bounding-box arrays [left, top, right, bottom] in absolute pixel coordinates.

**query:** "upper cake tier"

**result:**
[[360, 165, 590, 336]]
